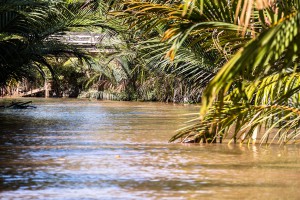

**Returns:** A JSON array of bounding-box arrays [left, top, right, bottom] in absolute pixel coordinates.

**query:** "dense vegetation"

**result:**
[[0, 0, 106, 97], [1, 0, 300, 144]]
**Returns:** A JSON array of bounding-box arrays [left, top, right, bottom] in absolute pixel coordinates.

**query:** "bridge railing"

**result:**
[[50, 32, 104, 46], [49, 32, 116, 53]]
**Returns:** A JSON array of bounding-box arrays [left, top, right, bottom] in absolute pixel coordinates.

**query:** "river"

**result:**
[[0, 99, 300, 199]]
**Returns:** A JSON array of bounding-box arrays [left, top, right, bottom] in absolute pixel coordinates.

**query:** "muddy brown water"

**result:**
[[0, 99, 300, 199]]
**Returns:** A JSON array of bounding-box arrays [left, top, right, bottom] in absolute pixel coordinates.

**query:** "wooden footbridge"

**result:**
[[16, 80, 52, 98], [50, 32, 113, 53], [13, 32, 109, 98], [20, 87, 48, 97], [18, 32, 107, 97]]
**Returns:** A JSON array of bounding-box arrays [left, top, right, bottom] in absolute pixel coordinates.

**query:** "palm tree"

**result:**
[[120, 0, 300, 144], [169, 0, 300, 145], [105, 0, 227, 101], [0, 0, 101, 88], [81, 0, 204, 102]]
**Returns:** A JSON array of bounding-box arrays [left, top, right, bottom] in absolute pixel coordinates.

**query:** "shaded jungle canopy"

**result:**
[[0, 0, 103, 96]]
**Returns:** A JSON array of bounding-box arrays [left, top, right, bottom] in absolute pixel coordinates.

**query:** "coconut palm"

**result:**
[[119, 0, 255, 94], [0, 0, 102, 88], [104, 0, 224, 101], [168, 0, 300, 145], [120, 0, 300, 144], [81, 0, 203, 102]]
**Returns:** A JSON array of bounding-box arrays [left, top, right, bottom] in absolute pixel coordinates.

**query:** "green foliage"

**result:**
[[167, 0, 300, 145], [0, 0, 98, 87], [49, 58, 91, 97], [94, 0, 220, 102]]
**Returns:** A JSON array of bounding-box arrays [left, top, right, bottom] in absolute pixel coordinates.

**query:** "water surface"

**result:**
[[0, 99, 300, 199]]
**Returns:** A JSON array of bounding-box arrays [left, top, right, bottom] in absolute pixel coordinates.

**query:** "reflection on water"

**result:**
[[0, 99, 300, 200]]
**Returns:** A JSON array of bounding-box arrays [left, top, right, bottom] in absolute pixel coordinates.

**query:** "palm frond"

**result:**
[[201, 9, 300, 115]]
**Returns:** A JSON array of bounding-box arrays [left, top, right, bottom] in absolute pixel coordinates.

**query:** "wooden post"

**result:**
[[252, 125, 261, 145], [44, 79, 49, 98]]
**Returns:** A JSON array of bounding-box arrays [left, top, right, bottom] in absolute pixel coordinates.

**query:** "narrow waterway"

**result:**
[[0, 99, 300, 199]]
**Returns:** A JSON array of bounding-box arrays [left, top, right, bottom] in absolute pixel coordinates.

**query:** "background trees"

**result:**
[[0, 0, 100, 95], [79, 0, 208, 102]]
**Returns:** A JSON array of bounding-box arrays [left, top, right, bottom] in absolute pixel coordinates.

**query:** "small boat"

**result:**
[[5, 101, 36, 109]]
